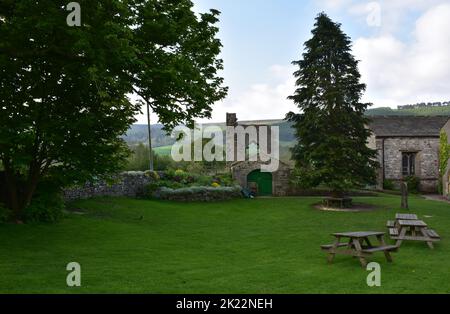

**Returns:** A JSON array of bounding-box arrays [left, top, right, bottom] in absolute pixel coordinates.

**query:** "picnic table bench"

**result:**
[[321, 231, 397, 267], [387, 214, 441, 249]]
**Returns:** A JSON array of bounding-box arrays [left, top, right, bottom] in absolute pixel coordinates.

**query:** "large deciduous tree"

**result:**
[[0, 0, 226, 221], [287, 13, 378, 198], [131, 0, 228, 170]]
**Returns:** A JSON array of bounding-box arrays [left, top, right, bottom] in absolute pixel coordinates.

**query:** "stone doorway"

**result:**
[[247, 170, 273, 196]]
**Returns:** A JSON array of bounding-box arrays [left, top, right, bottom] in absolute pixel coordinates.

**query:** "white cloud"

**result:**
[[199, 65, 297, 123], [320, 0, 354, 10], [319, 0, 448, 34], [354, 3, 450, 107], [133, 65, 297, 125]]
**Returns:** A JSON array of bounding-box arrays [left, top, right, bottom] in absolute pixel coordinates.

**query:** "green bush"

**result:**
[[0, 203, 11, 223], [24, 181, 65, 223], [438, 177, 443, 195], [383, 179, 395, 190], [156, 186, 242, 202], [194, 175, 214, 187], [405, 176, 420, 194], [145, 171, 237, 199], [145, 182, 161, 196], [145, 171, 160, 181]]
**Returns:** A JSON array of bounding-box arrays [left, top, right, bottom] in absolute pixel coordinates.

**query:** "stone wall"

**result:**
[[378, 137, 440, 193], [63, 172, 153, 201]]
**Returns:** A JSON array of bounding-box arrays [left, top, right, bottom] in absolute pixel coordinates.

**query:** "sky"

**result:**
[[134, 0, 450, 124]]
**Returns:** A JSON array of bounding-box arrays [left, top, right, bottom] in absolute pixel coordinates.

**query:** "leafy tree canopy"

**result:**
[[0, 0, 226, 220]]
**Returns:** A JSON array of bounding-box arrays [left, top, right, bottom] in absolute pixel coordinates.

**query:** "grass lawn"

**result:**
[[0, 194, 449, 294], [153, 145, 173, 156]]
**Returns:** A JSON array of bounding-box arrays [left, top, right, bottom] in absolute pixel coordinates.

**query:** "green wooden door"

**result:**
[[247, 170, 273, 196]]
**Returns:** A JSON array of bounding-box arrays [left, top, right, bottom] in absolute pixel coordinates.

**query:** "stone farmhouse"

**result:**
[[368, 116, 450, 193], [227, 113, 450, 196]]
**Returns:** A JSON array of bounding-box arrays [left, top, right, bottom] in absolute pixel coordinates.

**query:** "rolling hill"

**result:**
[[124, 105, 450, 162]]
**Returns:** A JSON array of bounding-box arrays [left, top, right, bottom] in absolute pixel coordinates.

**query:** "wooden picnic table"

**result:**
[[391, 219, 440, 249], [321, 231, 397, 267]]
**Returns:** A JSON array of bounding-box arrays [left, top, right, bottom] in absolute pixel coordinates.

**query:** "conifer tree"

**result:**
[[287, 13, 378, 198]]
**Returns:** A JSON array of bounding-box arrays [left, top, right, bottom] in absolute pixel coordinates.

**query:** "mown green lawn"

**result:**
[[153, 145, 173, 156], [0, 194, 449, 294]]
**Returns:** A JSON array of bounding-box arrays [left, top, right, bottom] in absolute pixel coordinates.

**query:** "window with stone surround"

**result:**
[[402, 152, 416, 176]]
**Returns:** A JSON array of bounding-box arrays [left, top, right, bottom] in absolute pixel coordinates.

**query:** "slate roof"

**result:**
[[368, 116, 450, 137]]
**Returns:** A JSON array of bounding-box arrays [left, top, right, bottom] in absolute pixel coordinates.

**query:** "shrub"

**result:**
[[24, 181, 65, 223], [145, 171, 160, 181], [145, 171, 237, 199], [0, 203, 11, 223], [145, 182, 161, 196], [174, 169, 185, 176], [24, 192, 65, 223], [155, 186, 242, 202], [383, 179, 395, 190], [194, 175, 213, 187], [405, 176, 420, 194], [214, 173, 235, 186]]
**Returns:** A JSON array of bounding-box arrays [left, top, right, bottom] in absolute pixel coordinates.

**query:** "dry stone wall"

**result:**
[[63, 172, 153, 201]]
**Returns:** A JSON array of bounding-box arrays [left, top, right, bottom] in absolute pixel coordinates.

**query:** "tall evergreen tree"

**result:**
[[287, 13, 378, 198]]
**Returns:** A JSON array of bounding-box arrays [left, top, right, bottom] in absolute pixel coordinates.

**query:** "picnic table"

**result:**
[[321, 231, 397, 267], [389, 219, 440, 249]]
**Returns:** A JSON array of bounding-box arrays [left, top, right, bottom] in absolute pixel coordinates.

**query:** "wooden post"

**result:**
[[401, 182, 409, 210], [146, 100, 154, 171]]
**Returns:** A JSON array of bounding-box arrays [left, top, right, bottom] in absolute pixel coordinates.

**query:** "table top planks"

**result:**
[[397, 219, 427, 227], [332, 231, 385, 238], [395, 213, 418, 220]]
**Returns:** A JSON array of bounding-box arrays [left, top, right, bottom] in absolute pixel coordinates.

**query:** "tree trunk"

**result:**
[[21, 171, 40, 214], [2, 159, 41, 223], [3, 166, 22, 222]]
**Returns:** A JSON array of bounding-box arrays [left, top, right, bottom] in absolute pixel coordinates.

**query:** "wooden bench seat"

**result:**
[[362, 245, 398, 253], [320, 243, 349, 250], [389, 228, 399, 236], [426, 229, 441, 239], [386, 220, 395, 228]]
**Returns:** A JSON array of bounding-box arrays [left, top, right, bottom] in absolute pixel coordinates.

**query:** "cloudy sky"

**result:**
[[134, 0, 450, 124]]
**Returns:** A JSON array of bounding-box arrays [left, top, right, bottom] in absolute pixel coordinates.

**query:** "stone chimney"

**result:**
[[226, 113, 238, 127]]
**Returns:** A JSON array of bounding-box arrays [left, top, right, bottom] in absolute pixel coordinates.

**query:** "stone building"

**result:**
[[228, 112, 450, 195], [368, 116, 450, 193], [226, 113, 292, 196]]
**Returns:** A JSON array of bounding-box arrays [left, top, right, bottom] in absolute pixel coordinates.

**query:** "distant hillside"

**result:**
[[124, 106, 450, 153], [123, 120, 297, 164], [366, 106, 450, 116], [123, 124, 176, 147], [123, 120, 296, 147]]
